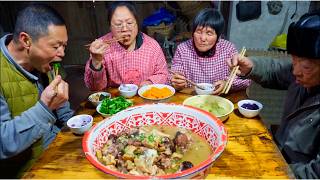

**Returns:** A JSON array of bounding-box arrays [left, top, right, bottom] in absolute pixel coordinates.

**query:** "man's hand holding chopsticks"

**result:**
[[40, 75, 69, 110], [227, 54, 254, 76]]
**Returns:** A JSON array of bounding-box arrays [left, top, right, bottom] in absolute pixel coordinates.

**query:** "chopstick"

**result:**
[[222, 47, 246, 94], [168, 70, 206, 90], [84, 37, 124, 48]]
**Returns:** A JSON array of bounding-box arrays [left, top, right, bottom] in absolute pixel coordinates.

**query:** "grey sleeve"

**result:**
[[290, 154, 320, 179], [0, 95, 56, 159], [247, 57, 294, 90]]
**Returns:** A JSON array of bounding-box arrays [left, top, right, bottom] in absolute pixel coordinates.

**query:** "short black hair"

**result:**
[[13, 4, 65, 42], [192, 8, 225, 38], [107, 1, 140, 31], [287, 10, 320, 59]]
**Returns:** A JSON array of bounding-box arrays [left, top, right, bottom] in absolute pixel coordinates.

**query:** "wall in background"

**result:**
[[228, 1, 310, 51], [2, 2, 314, 64]]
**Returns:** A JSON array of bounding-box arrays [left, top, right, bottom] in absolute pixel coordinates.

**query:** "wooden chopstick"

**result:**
[[223, 66, 239, 94], [223, 48, 246, 94], [84, 37, 124, 47], [168, 70, 206, 90]]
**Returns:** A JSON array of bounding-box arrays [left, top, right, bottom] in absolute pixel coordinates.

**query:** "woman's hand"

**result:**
[[171, 72, 187, 90], [212, 80, 226, 95], [41, 75, 69, 110], [89, 39, 109, 69]]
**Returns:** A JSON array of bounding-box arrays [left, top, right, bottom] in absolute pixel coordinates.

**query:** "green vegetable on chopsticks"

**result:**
[[99, 96, 133, 115], [51, 62, 61, 77]]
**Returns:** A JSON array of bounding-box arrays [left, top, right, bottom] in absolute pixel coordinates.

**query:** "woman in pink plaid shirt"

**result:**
[[84, 2, 168, 91], [170, 8, 250, 95]]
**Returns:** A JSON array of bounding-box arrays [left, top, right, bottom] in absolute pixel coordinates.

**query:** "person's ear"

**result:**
[[19, 32, 32, 48]]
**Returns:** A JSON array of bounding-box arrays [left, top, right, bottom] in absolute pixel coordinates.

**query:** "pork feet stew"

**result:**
[[95, 126, 212, 176]]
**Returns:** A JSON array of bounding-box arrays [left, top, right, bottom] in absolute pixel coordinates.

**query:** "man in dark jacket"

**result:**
[[228, 11, 320, 179]]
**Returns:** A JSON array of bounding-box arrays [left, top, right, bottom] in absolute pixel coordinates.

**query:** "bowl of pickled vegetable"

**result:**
[[96, 96, 133, 117], [237, 99, 263, 118], [83, 103, 227, 178], [183, 95, 234, 122], [88, 92, 111, 107]]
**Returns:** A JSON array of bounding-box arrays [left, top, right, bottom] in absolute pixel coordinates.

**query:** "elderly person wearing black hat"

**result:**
[[228, 11, 320, 178]]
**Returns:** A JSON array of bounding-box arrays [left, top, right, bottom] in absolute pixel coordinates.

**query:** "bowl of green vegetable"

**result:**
[[96, 96, 133, 117], [183, 95, 234, 122]]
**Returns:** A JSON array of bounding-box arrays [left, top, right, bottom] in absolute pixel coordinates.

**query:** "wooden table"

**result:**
[[22, 88, 294, 179]]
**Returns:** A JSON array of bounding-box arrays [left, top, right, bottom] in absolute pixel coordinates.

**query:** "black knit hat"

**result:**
[[287, 11, 320, 59]]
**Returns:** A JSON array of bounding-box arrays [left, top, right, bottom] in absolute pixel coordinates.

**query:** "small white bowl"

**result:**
[[88, 92, 111, 106], [67, 114, 93, 135], [237, 99, 263, 118], [195, 83, 215, 95], [119, 84, 138, 98]]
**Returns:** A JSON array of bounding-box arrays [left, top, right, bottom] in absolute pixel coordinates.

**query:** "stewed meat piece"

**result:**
[[173, 131, 189, 149]]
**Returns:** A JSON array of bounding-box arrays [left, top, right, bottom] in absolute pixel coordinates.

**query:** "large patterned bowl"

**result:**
[[83, 103, 227, 179]]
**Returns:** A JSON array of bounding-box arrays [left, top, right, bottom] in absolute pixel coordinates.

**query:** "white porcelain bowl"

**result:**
[[138, 84, 175, 101], [67, 114, 93, 135], [195, 83, 215, 95], [118, 84, 138, 98], [88, 92, 111, 106], [237, 99, 263, 118]]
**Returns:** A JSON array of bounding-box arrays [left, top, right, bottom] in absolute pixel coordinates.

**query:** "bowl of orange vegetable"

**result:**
[[138, 84, 175, 101]]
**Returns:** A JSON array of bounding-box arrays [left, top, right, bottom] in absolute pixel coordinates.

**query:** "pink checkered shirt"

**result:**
[[170, 39, 251, 91], [84, 33, 169, 90]]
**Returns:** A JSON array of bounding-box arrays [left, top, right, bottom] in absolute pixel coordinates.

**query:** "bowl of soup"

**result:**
[[83, 103, 227, 179], [183, 95, 234, 122]]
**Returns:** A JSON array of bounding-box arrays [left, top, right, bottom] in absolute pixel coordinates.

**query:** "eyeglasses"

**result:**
[[111, 21, 136, 30]]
